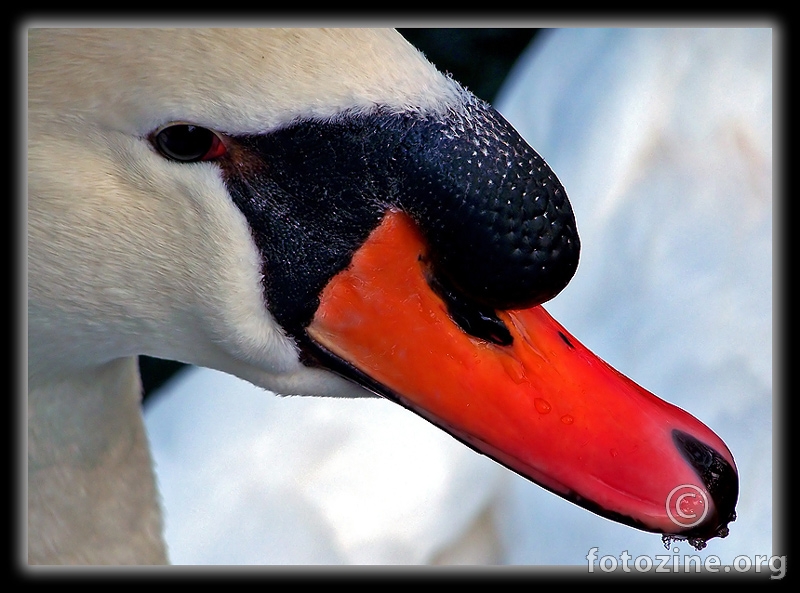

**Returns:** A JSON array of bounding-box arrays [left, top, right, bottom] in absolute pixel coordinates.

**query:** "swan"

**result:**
[[28, 28, 739, 565]]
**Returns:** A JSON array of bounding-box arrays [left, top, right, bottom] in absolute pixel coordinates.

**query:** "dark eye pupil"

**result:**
[[155, 124, 217, 162]]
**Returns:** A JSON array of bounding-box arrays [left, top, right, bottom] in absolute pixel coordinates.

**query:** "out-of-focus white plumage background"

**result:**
[[144, 27, 774, 565]]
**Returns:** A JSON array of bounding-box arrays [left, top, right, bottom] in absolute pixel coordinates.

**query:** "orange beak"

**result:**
[[307, 210, 738, 547]]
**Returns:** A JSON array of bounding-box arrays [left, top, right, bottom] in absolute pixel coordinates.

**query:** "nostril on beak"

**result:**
[[425, 267, 513, 346]]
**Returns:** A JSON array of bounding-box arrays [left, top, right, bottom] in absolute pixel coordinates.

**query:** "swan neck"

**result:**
[[27, 357, 168, 564]]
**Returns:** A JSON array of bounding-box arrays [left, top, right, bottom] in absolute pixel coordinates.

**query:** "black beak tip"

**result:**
[[666, 429, 739, 550]]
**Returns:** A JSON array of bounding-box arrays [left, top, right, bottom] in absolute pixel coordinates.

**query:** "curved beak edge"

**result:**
[[306, 210, 738, 548]]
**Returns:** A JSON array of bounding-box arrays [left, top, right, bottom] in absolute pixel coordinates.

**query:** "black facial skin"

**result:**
[[218, 97, 580, 341]]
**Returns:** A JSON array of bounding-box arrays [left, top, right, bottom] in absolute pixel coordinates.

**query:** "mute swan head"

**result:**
[[27, 28, 737, 564]]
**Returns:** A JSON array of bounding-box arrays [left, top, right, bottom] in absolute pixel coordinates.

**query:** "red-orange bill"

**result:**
[[307, 210, 738, 547]]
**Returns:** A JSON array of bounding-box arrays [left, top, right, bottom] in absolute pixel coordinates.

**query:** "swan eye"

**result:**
[[152, 124, 228, 162]]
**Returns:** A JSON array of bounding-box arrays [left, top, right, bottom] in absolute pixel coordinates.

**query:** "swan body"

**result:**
[[28, 28, 740, 565], [146, 368, 507, 564]]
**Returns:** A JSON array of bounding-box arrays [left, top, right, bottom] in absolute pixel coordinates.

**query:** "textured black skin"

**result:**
[[396, 99, 579, 309], [221, 97, 580, 340]]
